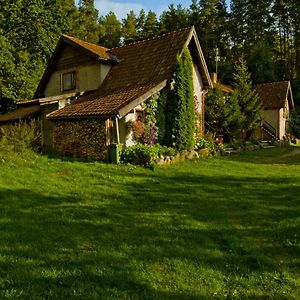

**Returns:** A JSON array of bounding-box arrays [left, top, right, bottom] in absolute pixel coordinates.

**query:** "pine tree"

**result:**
[[122, 11, 138, 44], [248, 41, 275, 83], [160, 4, 189, 33], [142, 11, 159, 39], [136, 9, 146, 40], [76, 0, 99, 43], [99, 12, 122, 48], [189, 0, 229, 73], [232, 59, 262, 136], [205, 87, 243, 140], [229, 0, 248, 50]]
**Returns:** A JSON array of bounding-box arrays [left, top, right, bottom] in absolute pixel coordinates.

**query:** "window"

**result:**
[[61, 71, 76, 91]]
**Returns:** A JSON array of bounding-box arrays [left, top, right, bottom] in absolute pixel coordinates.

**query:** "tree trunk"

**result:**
[[295, 30, 300, 79]]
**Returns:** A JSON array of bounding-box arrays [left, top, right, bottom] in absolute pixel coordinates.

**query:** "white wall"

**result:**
[[262, 109, 278, 132], [262, 105, 289, 140], [192, 63, 204, 114], [119, 105, 144, 147]]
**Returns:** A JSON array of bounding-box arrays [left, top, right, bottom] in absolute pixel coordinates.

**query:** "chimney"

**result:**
[[211, 73, 217, 84]]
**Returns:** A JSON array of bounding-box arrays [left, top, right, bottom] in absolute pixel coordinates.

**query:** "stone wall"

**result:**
[[52, 118, 108, 160]]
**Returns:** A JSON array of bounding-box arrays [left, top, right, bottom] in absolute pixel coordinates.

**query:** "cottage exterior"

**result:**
[[254, 81, 294, 140], [0, 27, 212, 160]]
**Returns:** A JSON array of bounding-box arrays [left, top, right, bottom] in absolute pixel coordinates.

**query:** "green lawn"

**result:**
[[0, 147, 299, 299]]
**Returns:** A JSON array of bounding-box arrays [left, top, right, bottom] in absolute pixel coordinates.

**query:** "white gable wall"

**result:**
[[192, 63, 204, 114], [262, 97, 290, 140]]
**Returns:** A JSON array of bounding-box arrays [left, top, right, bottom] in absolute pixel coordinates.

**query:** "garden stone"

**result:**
[[174, 153, 182, 162], [198, 148, 210, 158], [164, 156, 171, 164], [186, 150, 198, 160], [155, 157, 165, 165]]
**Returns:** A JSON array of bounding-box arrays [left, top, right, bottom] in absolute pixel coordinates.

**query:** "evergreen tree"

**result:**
[[74, 0, 99, 43], [160, 4, 189, 33], [205, 87, 243, 140], [289, 0, 300, 79], [99, 12, 122, 48], [142, 11, 159, 39], [189, 0, 229, 73], [136, 9, 146, 39], [229, 0, 248, 50], [167, 47, 195, 151], [232, 59, 262, 136], [272, 0, 294, 80], [122, 11, 138, 44], [248, 41, 276, 83]]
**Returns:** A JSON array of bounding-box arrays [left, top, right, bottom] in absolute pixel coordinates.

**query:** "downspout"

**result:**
[[115, 115, 120, 144]]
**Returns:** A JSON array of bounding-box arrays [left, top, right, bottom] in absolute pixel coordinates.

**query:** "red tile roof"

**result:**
[[253, 81, 291, 109], [62, 35, 113, 61], [48, 27, 205, 119]]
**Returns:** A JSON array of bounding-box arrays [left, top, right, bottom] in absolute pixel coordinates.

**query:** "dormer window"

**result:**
[[61, 71, 76, 91]]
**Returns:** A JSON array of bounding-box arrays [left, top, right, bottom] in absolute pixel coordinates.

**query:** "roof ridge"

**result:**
[[110, 26, 193, 50], [62, 34, 111, 51]]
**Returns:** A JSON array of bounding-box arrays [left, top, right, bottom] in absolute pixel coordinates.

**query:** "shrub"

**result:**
[[121, 143, 176, 167], [0, 120, 41, 154], [127, 120, 157, 145], [195, 138, 215, 150]]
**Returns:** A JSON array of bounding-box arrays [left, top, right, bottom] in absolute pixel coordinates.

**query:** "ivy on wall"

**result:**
[[141, 90, 168, 144], [165, 46, 195, 151], [156, 90, 167, 144], [138, 47, 195, 151]]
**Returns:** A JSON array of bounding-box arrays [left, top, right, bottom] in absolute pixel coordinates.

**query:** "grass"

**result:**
[[0, 146, 299, 299]]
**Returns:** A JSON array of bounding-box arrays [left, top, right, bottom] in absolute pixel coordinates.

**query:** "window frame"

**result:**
[[61, 71, 76, 92]]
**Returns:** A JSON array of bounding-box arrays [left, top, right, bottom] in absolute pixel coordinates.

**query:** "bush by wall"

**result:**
[[121, 143, 176, 167], [0, 120, 41, 154]]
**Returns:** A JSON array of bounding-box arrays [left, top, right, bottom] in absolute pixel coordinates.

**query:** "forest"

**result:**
[[0, 0, 299, 113]]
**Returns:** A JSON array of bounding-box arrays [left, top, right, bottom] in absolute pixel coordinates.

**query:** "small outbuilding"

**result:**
[[253, 81, 294, 140]]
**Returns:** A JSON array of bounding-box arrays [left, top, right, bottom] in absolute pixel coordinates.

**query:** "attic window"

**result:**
[[61, 71, 76, 91]]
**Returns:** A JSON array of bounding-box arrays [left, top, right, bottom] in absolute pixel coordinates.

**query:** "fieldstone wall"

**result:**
[[52, 118, 108, 160]]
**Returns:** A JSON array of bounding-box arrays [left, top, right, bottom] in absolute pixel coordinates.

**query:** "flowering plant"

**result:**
[[128, 120, 157, 145], [215, 136, 224, 144]]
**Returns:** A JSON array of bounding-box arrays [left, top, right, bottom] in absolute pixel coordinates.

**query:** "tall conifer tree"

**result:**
[[231, 59, 262, 135]]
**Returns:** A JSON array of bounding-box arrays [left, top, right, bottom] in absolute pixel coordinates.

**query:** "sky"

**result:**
[[93, 0, 231, 20]]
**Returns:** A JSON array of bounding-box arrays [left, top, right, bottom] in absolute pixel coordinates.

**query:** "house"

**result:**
[[0, 26, 212, 160], [253, 81, 294, 140]]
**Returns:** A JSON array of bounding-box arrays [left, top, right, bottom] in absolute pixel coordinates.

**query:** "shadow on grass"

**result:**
[[0, 165, 299, 298]]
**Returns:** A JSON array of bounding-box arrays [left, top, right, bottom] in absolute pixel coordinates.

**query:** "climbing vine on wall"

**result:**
[[142, 92, 159, 128], [138, 46, 194, 150], [165, 46, 195, 151], [156, 90, 167, 144]]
